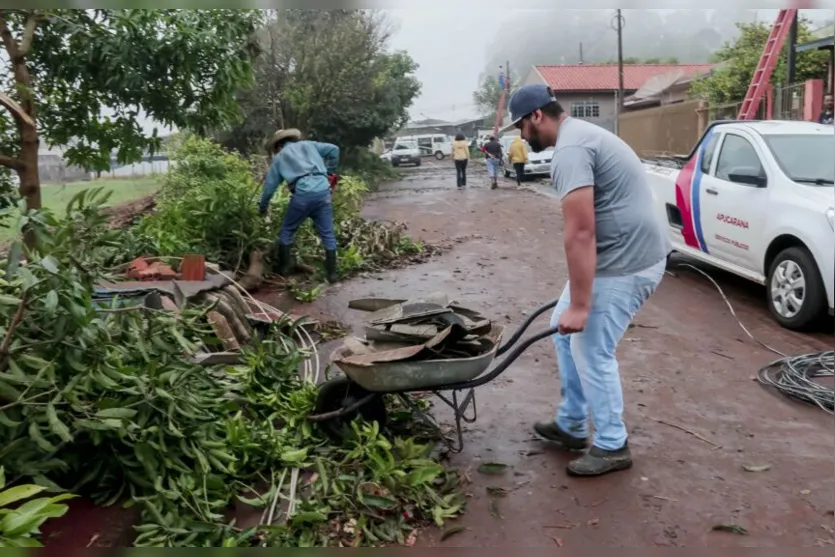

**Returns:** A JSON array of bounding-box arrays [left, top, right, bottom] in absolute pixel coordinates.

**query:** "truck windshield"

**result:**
[[763, 134, 835, 185]]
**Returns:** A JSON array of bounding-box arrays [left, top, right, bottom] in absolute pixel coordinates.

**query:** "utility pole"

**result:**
[[616, 9, 625, 108], [506, 60, 511, 93], [579, 42, 584, 64]]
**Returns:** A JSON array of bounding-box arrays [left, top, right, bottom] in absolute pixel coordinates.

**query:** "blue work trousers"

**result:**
[[279, 190, 337, 250]]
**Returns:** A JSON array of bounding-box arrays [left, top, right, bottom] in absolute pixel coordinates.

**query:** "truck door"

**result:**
[[699, 132, 769, 270], [416, 136, 433, 156]]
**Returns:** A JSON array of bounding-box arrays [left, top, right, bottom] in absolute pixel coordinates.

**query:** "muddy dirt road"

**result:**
[[298, 162, 835, 547]]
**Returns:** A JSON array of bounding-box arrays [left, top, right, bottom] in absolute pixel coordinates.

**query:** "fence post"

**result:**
[[774, 82, 783, 120], [696, 100, 708, 137], [804, 79, 824, 121]]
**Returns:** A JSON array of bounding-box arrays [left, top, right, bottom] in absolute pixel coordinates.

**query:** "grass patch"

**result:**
[[0, 176, 160, 241]]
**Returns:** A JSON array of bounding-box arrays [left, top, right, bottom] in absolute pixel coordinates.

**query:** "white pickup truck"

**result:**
[[644, 120, 834, 331]]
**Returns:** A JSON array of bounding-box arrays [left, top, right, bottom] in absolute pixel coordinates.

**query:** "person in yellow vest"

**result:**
[[508, 135, 529, 187], [451, 133, 470, 188]]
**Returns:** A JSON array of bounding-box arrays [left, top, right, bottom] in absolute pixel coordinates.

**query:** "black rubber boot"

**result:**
[[325, 249, 339, 283], [491, 178, 498, 190], [275, 243, 293, 277], [534, 421, 588, 452], [567, 442, 633, 477]]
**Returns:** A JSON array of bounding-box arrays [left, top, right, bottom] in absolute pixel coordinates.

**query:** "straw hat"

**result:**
[[266, 128, 301, 153]]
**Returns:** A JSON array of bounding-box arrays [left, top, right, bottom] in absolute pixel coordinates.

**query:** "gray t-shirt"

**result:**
[[550, 117, 670, 277]]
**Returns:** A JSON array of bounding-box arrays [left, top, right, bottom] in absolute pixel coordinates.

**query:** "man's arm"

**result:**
[[259, 159, 283, 214], [313, 142, 340, 174], [553, 147, 596, 311]]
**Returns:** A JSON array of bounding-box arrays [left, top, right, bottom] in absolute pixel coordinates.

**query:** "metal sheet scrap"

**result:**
[[338, 293, 497, 366]]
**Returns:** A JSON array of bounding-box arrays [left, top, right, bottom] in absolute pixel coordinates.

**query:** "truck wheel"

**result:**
[[415, 159, 421, 166], [434, 151, 444, 160], [767, 246, 826, 331], [391, 160, 398, 168], [504, 166, 511, 178]]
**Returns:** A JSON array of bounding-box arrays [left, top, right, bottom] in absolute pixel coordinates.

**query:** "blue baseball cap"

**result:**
[[509, 84, 558, 126]]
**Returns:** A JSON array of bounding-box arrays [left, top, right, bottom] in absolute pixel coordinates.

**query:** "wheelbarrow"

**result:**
[[309, 297, 562, 452]]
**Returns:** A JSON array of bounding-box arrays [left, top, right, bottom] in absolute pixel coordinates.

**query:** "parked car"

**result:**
[[499, 136, 553, 179], [381, 140, 422, 167], [644, 120, 834, 330], [397, 134, 451, 160]]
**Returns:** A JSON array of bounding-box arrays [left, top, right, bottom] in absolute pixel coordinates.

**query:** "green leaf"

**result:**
[[360, 494, 397, 510], [44, 291, 59, 314], [712, 524, 749, 535], [46, 403, 73, 443], [39, 256, 59, 274], [28, 422, 57, 453], [486, 486, 509, 497], [0, 294, 21, 306], [406, 464, 443, 486], [289, 511, 328, 525], [477, 462, 509, 475], [280, 448, 308, 464], [16, 267, 38, 290], [94, 408, 137, 420], [0, 495, 69, 537], [0, 485, 46, 508], [5, 241, 22, 278], [0, 382, 22, 402]]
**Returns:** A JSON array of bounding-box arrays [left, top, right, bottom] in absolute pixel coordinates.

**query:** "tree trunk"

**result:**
[[18, 124, 41, 211], [0, 12, 42, 215]]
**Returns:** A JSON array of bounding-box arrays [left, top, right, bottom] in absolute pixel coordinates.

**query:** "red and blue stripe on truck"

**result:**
[[674, 127, 714, 254]]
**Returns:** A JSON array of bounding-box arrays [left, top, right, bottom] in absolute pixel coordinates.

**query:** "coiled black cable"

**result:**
[[756, 352, 834, 415], [669, 260, 834, 415]]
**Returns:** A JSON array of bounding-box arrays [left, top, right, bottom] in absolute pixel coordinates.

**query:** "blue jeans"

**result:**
[[486, 158, 500, 178], [279, 190, 337, 251], [550, 258, 666, 451]]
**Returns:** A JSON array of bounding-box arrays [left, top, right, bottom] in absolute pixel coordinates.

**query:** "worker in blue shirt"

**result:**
[[259, 128, 340, 282]]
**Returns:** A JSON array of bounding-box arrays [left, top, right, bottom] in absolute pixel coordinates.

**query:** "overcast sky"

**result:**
[[386, 8, 834, 123], [125, 7, 833, 136]]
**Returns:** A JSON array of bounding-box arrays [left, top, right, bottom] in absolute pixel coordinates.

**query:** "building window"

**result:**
[[570, 101, 600, 119]]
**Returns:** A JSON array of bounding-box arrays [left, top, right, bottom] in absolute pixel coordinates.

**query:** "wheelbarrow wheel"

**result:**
[[314, 377, 387, 441]]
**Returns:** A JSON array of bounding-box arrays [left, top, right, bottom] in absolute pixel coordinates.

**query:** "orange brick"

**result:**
[[126, 257, 151, 280]]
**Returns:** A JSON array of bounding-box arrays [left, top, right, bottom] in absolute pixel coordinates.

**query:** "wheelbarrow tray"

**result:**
[[331, 325, 504, 393]]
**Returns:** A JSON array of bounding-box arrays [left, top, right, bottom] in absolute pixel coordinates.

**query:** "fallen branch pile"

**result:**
[[0, 191, 465, 547]]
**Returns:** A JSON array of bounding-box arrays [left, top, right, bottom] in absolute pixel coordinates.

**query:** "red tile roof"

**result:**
[[534, 64, 715, 92]]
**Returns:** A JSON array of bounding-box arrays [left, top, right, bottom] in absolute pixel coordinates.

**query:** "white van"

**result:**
[[398, 134, 451, 160]]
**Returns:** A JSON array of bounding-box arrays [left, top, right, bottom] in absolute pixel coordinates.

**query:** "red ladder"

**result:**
[[737, 9, 797, 120]]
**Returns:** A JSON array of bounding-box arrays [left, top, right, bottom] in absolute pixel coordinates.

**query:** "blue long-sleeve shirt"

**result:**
[[259, 140, 340, 213]]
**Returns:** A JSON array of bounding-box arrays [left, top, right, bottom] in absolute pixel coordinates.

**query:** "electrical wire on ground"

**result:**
[[669, 261, 834, 415]]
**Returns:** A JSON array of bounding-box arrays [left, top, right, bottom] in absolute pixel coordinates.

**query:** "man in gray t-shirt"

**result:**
[[508, 84, 669, 478]]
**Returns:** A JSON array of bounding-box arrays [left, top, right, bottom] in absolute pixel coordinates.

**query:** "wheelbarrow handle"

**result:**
[[442, 323, 561, 392], [441, 297, 563, 392], [496, 296, 560, 357]]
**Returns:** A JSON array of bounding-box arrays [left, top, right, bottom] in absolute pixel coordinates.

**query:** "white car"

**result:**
[[381, 140, 422, 167], [499, 137, 553, 179], [644, 120, 834, 330]]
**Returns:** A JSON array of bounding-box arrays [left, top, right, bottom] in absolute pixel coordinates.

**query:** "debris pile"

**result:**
[[339, 293, 497, 362], [94, 254, 314, 364]]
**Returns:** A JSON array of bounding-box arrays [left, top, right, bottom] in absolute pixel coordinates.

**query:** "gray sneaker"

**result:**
[[533, 421, 588, 452], [567, 443, 633, 477]]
